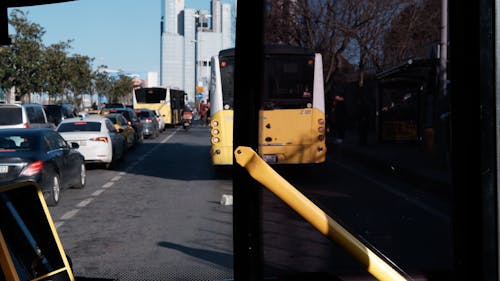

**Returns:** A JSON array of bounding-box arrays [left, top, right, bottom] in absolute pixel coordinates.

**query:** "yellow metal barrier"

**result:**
[[0, 182, 75, 281], [234, 146, 408, 281]]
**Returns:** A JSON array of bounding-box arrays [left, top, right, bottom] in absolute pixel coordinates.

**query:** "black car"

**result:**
[[43, 104, 77, 126], [103, 108, 144, 144], [0, 128, 86, 206]]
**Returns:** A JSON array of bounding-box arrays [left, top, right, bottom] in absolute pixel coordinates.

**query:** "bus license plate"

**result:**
[[263, 154, 278, 164], [0, 165, 8, 173]]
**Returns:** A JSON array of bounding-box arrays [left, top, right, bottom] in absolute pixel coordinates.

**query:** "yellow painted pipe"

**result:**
[[234, 146, 408, 281], [0, 229, 20, 281]]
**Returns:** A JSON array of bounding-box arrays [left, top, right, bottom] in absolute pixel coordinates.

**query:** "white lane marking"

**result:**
[[60, 209, 80, 220], [125, 129, 178, 172], [161, 128, 178, 144], [333, 160, 450, 222], [111, 175, 121, 182], [76, 198, 94, 208], [57, 129, 179, 228], [92, 190, 105, 196], [102, 182, 114, 188]]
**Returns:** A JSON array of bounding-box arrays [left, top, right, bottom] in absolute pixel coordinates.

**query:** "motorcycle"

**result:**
[[182, 111, 193, 131]]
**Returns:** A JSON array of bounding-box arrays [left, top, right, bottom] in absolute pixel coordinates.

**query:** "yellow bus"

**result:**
[[209, 45, 327, 165], [133, 87, 185, 127]]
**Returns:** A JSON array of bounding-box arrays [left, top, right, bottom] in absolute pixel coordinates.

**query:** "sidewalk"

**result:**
[[327, 130, 452, 197]]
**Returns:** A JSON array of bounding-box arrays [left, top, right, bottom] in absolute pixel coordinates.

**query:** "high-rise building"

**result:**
[[221, 3, 232, 49], [183, 8, 196, 103], [161, 0, 235, 103]]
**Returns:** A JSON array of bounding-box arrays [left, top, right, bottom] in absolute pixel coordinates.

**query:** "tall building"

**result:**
[[160, 0, 235, 103]]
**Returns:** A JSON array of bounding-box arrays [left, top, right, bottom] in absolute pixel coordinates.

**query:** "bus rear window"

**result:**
[[135, 88, 167, 103], [263, 55, 314, 101]]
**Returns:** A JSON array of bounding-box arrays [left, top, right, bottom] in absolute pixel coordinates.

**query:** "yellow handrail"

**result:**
[[234, 146, 408, 281]]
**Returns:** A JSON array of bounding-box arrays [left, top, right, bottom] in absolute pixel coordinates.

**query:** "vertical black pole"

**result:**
[[232, 0, 265, 280], [449, 1, 498, 280], [449, 0, 476, 279], [0, 4, 11, 45], [478, 0, 498, 280]]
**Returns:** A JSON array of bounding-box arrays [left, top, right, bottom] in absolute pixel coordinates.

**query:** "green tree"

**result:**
[[93, 66, 113, 103], [41, 41, 71, 103], [66, 54, 93, 109], [108, 74, 133, 103], [0, 9, 45, 102]]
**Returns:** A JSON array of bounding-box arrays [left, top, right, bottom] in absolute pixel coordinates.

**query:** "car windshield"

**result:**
[[57, 121, 101, 132], [0, 134, 39, 151]]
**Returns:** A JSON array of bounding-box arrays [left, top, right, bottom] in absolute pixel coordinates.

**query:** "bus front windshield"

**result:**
[[263, 55, 314, 109], [220, 55, 235, 109]]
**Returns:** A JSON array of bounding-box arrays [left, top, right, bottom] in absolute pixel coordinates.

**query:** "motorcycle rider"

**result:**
[[181, 104, 193, 129]]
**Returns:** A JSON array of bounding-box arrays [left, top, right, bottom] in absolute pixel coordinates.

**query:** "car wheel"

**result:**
[[121, 140, 127, 161], [73, 163, 86, 189], [44, 174, 61, 206]]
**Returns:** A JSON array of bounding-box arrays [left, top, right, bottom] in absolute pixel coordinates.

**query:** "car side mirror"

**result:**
[[71, 142, 79, 149]]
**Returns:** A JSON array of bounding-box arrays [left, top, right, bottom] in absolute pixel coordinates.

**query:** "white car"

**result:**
[[56, 117, 126, 168], [0, 103, 54, 129], [154, 110, 166, 132]]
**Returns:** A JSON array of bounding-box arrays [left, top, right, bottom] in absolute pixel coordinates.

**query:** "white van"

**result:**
[[0, 103, 54, 129]]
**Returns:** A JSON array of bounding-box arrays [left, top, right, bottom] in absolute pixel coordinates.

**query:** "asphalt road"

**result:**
[[49, 126, 233, 281], [46, 125, 453, 281]]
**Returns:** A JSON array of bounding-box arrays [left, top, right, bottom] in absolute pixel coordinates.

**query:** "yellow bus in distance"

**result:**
[[133, 87, 186, 127]]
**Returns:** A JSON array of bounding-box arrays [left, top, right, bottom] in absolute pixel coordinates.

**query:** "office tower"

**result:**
[[161, 0, 185, 89], [184, 8, 196, 103], [160, 0, 235, 103], [221, 3, 232, 49]]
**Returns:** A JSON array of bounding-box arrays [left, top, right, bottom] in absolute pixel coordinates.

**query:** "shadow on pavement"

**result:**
[[157, 241, 233, 270]]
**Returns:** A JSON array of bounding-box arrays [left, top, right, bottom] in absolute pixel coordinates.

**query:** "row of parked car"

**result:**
[[0, 102, 166, 207]]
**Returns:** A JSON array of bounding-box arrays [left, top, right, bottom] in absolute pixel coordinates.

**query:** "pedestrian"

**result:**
[[357, 96, 369, 145], [206, 101, 211, 126], [332, 95, 347, 144], [199, 100, 209, 126]]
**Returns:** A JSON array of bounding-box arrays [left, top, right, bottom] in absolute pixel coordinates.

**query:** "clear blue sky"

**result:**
[[10, 0, 216, 77]]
